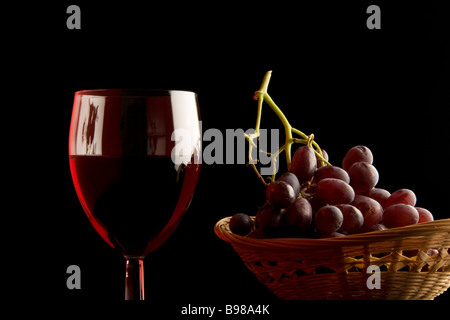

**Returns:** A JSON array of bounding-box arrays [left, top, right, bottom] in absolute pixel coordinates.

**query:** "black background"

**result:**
[[8, 1, 450, 317]]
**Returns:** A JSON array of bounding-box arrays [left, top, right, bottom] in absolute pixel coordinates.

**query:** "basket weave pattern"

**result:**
[[215, 217, 450, 300]]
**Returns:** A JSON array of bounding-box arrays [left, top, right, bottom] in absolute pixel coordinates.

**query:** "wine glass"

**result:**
[[68, 89, 201, 300]]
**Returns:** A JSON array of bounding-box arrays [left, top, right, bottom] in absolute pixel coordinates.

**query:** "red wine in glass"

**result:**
[[68, 89, 201, 299]]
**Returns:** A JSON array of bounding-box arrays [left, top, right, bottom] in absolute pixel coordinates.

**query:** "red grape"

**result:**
[[320, 232, 345, 238], [285, 198, 313, 234], [256, 206, 285, 236], [336, 204, 364, 234], [363, 188, 391, 208], [266, 181, 296, 208], [277, 172, 300, 197], [247, 228, 268, 239], [348, 162, 379, 192], [314, 178, 355, 205], [313, 165, 350, 184], [316, 149, 329, 167], [322, 149, 329, 161], [384, 188, 416, 208], [383, 204, 419, 228], [342, 145, 373, 171], [416, 207, 434, 223], [229, 213, 253, 236], [368, 224, 388, 232], [291, 145, 317, 183], [308, 196, 325, 213], [352, 195, 383, 231], [315, 205, 344, 234]]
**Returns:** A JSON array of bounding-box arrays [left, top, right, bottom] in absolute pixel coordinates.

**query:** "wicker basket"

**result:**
[[215, 217, 450, 300]]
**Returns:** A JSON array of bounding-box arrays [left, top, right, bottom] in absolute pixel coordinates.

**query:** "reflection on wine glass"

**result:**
[[68, 89, 201, 300]]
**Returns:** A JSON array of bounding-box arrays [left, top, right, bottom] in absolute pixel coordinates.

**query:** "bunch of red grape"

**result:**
[[229, 145, 435, 238]]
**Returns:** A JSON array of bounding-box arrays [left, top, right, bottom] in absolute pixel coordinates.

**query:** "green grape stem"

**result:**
[[246, 71, 331, 186]]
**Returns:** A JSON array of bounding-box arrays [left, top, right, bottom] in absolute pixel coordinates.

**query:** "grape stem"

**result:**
[[246, 71, 331, 185]]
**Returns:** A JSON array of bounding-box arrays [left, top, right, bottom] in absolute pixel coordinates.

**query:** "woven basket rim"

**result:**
[[215, 217, 450, 250]]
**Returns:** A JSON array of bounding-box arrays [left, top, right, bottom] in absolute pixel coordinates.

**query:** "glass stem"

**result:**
[[124, 256, 145, 300]]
